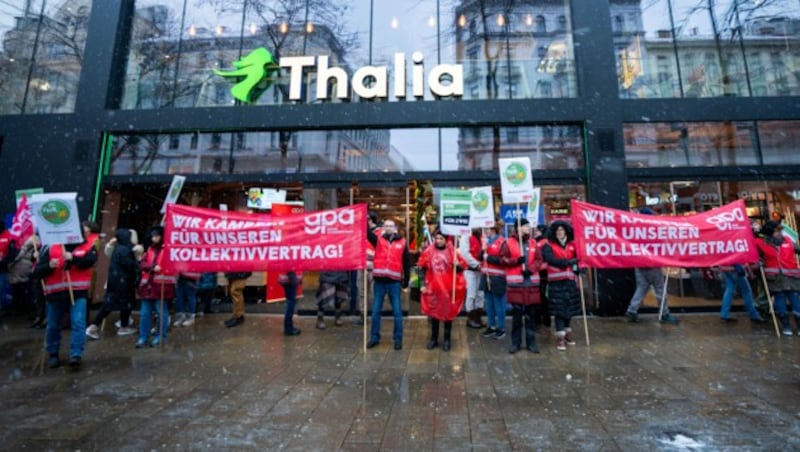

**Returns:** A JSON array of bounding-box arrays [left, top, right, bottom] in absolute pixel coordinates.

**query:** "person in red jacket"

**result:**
[[756, 220, 800, 335], [480, 221, 516, 340], [541, 220, 582, 351], [135, 227, 176, 347], [506, 219, 543, 354], [33, 233, 98, 369], [367, 218, 411, 350], [417, 229, 466, 351]]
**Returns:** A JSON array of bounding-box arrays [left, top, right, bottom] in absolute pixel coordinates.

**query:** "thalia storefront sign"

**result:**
[[281, 51, 463, 101], [214, 47, 462, 103]]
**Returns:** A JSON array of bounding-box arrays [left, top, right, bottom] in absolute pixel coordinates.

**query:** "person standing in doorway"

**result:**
[[367, 219, 410, 351]]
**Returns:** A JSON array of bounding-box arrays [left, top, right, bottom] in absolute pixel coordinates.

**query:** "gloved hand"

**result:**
[[522, 269, 532, 278], [567, 258, 578, 266], [455, 264, 464, 273], [517, 256, 526, 265]]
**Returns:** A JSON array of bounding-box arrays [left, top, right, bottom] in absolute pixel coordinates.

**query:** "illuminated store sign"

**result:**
[[215, 48, 463, 103]]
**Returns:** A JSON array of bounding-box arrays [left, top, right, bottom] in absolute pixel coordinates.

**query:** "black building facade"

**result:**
[[1, 0, 799, 314]]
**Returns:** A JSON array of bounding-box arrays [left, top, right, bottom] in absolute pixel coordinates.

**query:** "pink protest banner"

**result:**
[[571, 199, 758, 269], [9, 194, 34, 247], [162, 203, 366, 273]]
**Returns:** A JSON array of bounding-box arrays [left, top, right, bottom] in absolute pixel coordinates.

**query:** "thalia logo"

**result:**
[[214, 48, 463, 103], [281, 51, 463, 101]]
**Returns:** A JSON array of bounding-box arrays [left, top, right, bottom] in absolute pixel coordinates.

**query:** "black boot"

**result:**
[[442, 321, 452, 351], [427, 318, 439, 349], [509, 305, 522, 354], [466, 310, 482, 329], [525, 307, 539, 353], [316, 313, 327, 330]]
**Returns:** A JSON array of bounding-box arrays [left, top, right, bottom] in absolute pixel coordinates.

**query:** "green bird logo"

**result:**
[[214, 48, 278, 103]]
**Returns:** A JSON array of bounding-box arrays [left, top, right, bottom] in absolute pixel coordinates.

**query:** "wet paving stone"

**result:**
[[1, 313, 800, 448]]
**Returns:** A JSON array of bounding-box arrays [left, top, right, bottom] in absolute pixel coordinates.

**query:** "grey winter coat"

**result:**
[[7, 241, 35, 285]]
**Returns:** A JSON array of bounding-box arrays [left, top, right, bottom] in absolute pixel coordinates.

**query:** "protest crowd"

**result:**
[[1, 190, 794, 372]]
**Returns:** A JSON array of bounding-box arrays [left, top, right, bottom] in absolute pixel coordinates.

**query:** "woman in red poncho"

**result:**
[[417, 229, 467, 351]]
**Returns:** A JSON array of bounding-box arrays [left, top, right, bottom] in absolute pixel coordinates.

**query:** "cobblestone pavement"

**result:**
[[1, 312, 798, 450]]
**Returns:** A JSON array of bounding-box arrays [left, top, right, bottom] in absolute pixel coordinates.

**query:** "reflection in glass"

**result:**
[[624, 121, 761, 167], [0, 0, 92, 114], [108, 125, 584, 175], [611, 0, 800, 98]]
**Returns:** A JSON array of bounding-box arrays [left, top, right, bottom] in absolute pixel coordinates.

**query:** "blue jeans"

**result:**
[[720, 271, 760, 319], [370, 280, 403, 343], [139, 298, 170, 342], [772, 290, 800, 317], [46, 297, 87, 358], [174, 278, 197, 315], [484, 291, 507, 331], [283, 283, 297, 333]]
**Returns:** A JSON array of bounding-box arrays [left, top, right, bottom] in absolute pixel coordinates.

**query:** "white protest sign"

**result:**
[[498, 157, 534, 204], [526, 187, 541, 228], [469, 186, 495, 228], [161, 175, 186, 214], [29, 192, 83, 246], [440, 189, 473, 236]]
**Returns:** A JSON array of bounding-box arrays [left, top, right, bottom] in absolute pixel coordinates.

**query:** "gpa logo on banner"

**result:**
[[304, 208, 355, 234], [706, 208, 746, 231]]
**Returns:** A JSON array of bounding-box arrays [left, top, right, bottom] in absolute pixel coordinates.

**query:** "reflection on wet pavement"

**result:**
[[0, 314, 798, 449]]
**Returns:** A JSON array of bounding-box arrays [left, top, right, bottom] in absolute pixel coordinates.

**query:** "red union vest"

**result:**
[[0, 230, 11, 261], [141, 247, 177, 286], [758, 237, 800, 278], [43, 243, 93, 295], [546, 240, 577, 282], [506, 237, 541, 286], [469, 234, 481, 261], [373, 235, 406, 281], [481, 236, 508, 278]]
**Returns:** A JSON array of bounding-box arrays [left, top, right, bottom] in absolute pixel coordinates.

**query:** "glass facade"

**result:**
[[120, 0, 577, 109], [624, 120, 800, 168], [108, 125, 585, 175], [0, 0, 92, 114], [612, 0, 800, 98]]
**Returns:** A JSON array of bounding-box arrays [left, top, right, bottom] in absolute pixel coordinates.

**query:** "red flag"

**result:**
[[10, 194, 34, 247]]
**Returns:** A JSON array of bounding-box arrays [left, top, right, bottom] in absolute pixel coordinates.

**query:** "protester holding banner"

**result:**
[[480, 221, 516, 340], [224, 272, 251, 328], [315, 270, 350, 329], [136, 227, 176, 347], [506, 219, 543, 354], [756, 220, 800, 336], [33, 234, 98, 369], [173, 271, 200, 328], [541, 220, 583, 351], [367, 219, 411, 351], [459, 228, 486, 329], [417, 229, 467, 351], [87, 228, 138, 341], [718, 260, 766, 324], [622, 209, 681, 326], [279, 271, 302, 336]]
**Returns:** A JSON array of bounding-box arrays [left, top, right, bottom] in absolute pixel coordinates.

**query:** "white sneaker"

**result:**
[[172, 313, 186, 327], [117, 326, 136, 336], [114, 318, 135, 329], [86, 324, 100, 340], [181, 314, 195, 327]]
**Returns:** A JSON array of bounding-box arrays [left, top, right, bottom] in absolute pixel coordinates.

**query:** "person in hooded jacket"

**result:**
[[136, 226, 176, 346], [7, 234, 36, 318], [417, 229, 466, 351], [756, 220, 800, 335], [86, 228, 138, 340], [541, 220, 582, 351]]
